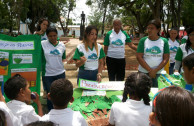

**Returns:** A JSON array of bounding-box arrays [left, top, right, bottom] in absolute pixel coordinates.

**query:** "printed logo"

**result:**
[[41, 38, 47, 41], [88, 53, 98, 59], [112, 39, 123, 46], [50, 49, 60, 55], [146, 46, 161, 54], [170, 46, 178, 52]]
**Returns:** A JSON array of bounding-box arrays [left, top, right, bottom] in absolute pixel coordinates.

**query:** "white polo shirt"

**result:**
[[104, 30, 131, 59], [137, 36, 169, 74], [7, 100, 41, 126], [0, 102, 21, 126], [41, 40, 66, 76], [168, 38, 180, 63], [40, 108, 88, 126], [109, 99, 152, 126]]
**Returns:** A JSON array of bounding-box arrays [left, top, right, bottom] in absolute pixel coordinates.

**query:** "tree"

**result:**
[[64, 0, 76, 36], [0, 0, 29, 33], [113, 0, 152, 37], [86, 0, 114, 37], [88, 8, 103, 30], [181, 0, 194, 27]]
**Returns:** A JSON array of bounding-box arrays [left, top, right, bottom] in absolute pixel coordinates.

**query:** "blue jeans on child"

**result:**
[[169, 62, 175, 75], [77, 69, 98, 84], [42, 72, 65, 111]]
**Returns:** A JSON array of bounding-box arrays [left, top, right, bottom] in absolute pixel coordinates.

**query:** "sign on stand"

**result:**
[[78, 79, 124, 91]]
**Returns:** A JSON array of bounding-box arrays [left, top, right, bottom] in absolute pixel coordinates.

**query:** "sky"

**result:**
[[69, 0, 92, 25]]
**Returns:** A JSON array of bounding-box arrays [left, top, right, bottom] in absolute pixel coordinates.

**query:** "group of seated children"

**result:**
[[0, 54, 194, 126]]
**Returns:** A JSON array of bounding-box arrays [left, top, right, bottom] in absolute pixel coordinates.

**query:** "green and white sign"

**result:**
[[0, 34, 41, 98]]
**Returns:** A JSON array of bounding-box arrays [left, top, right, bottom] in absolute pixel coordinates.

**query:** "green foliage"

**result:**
[[182, 0, 194, 26], [88, 9, 103, 30]]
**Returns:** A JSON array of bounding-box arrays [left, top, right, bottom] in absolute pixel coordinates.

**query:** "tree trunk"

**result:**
[[17, 16, 21, 34], [147, 0, 161, 19], [101, 6, 107, 37], [65, 8, 71, 37], [59, 16, 66, 36], [170, 0, 177, 27], [177, 0, 181, 31], [29, 17, 36, 34]]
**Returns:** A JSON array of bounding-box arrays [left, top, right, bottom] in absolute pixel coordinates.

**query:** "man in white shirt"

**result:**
[[41, 78, 87, 126]]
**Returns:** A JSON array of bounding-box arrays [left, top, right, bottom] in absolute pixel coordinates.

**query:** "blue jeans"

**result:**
[[139, 71, 160, 87], [42, 72, 65, 111], [169, 62, 175, 75], [77, 69, 98, 84]]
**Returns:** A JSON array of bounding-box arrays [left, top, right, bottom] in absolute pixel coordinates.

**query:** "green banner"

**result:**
[[0, 34, 41, 100]]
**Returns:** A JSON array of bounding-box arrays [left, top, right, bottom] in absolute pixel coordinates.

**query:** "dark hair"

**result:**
[[36, 18, 50, 31], [50, 78, 73, 107], [153, 87, 194, 126], [148, 19, 161, 36], [166, 27, 179, 39], [122, 72, 152, 105], [4, 74, 27, 100], [185, 26, 194, 53], [46, 27, 58, 35], [26, 121, 55, 126], [0, 110, 6, 126], [183, 53, 194, 70]]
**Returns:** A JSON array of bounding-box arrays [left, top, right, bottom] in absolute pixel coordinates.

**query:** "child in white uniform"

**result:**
[[4, 74, 43, 126], [41, 79, 87, 126], [149, 86, 194, 126], [0, 87, 20, 126], [109, 72, 152, 126]]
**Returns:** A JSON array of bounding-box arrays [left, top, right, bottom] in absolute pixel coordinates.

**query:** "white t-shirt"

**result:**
[[41, 108, 88, 126], [41, 33, 48, 41], [73, 43, 105, 70], [34, 32, 48, 41], [137, 37, 169, 74], [0, 102, 21, 126], [109, 99, 152, 126], [168, 38, 179, 63], [104, 30, 131, 59], [7, 100, 41, 126], [41, 40, 66, 76]]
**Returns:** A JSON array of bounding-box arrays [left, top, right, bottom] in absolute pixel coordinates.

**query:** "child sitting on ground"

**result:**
[[0, 86, 20, 126], [182, 53, 194, 85], [40, 78, 87, 126], [4, 74, 43, 125], [109, 72, 152, 126], [149, 86, 194, 126]]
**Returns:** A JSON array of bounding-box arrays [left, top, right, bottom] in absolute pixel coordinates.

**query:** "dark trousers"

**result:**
[[106, 56, 126, 81], [169, 62, 175, 75], [42, 72, 65, 111], [77, 69, 98, 84]]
